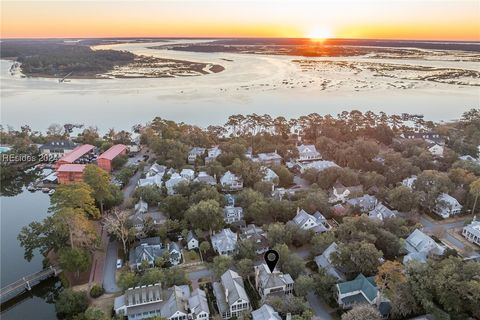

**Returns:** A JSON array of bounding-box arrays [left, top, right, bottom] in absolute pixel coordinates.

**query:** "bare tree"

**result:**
[[103, 209, 134, 257]]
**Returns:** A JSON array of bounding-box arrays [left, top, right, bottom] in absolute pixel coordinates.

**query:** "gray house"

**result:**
[[213, 269, 251, 319], [223, 206, 244, 224], [254, 263, 294, 298], [314, 242, 346, 281], [211, 229, 238, 256], [251, 304, 281, 320], [129, 237, 182, 269], [403, 229, 445, 264]]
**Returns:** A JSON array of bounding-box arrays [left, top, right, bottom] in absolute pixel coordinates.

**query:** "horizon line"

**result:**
[[1, 36, 479, 43]]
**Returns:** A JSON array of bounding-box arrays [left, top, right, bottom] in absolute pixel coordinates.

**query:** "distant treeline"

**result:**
[[0, 41, 135, 77]]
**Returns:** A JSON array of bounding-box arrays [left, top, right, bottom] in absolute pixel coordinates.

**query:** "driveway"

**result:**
[[188, 268, 213, 290], [307, 291, 333, 320], [103, 239, 120, 293]]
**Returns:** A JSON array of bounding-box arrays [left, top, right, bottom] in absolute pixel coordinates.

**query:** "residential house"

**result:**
[[434, 193, 462, 218], [188, 147, 206, 164], [251, 304, 281, 320], [180, 168, 195, 181], [135, 199, 148, 215], [262, 167, 279, 185], [194, 171, 217, 186], [212, 269, 251, 319], [130, 237, 182, 269], [138, 174, 163, 188], [147, 164, 167, 177], [289, 209, 332, 233], [297, 144, 321, 162], [39, 140, 76, 159], [403, 229, 445, 264], [329, 182, 364, 203], [336, 274, 391, 317], [402, 175, 417, 189], [114, 283, 163, 320], [220, 171, 243, 191], [166, 173, 188, 195], [114, 284, 210, 320], [254, 263, 294, 298], [187, 231, 199, 250], [254, 152, 282, 166], [223, 206, 244, 224], [314, 242, 346, 281], [462, 216, 480, 246], [428, 143, 444, 158], [459, 155, 480, 164], [188, 288, 211, 320], [346, 195, 378, 212], [240, 224, 269, 254], [211, 229, 238, 256], [130, 210, 163, 238], [205, 147, 222, 163], [369, 203, 398, 221], [298, 160, 338, 173]]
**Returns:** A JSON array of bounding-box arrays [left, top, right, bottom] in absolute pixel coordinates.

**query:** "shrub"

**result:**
[[90, 284, 105, 298]]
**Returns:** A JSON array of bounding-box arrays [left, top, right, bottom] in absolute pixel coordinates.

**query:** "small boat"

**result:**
[[27, 185, 36, 192], [48, 189, 55, 196], [42, 188, 50, 193]]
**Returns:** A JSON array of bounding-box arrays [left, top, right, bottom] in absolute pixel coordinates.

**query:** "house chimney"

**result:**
[[297, 207, 300, 214]]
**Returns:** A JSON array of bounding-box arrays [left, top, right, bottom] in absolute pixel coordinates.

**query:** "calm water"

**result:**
[[1, 41, 479, 132], [0, 186, 60, 319]]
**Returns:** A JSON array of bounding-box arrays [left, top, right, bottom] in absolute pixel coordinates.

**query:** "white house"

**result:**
[[147, 163, 167, 177], [211, 229, 238, 256], [205, 146, 222, 164], [428, 143, 444, 158], [180, 168, 195, 181], [187, 231, 199, 250], [298, 160, 339, 173], [462, 216, 480, 246], [114, 284, 210, 320], [254, 263, 294, 298], [138, 174, 163, 188], [289, 209, 332, 233], [223, 206, 244, 224], [188, 147, 206, 164], [254, 152, 282, 166], [251, 304, 281, 320], [329, 183, 363, 203], [194, 171, 217, 186], [297, 144, 321, 162], [369, 203, 398, 221], [213, 270, 251, 319], [434, 193, 462, 218], [220, 171, 243, 191], [262, 167, 279, 185], [165, 173, 188, 195], [135, 199, 148, 215], [401, 175, 417, 189]]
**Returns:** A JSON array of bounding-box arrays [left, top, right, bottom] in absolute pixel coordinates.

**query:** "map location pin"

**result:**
[[264, 249, 279, 273]]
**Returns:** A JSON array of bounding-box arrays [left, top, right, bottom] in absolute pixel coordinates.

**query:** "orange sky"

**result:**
[[1, 0, 479, 40]]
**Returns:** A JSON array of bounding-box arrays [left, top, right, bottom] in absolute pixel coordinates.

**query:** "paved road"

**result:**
[[103, 239, 120, 293], [419, 215, 466, 233], [102, 156, 145, 292], [307, 291, 333, 320]]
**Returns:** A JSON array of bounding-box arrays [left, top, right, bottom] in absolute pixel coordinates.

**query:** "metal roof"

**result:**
[[98, 144, 127, 160], [57, 164, 86, 173], [57, 144, 94, 163]]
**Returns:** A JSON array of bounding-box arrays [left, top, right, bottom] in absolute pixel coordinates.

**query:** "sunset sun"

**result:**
[[308, 27, 333, 41]]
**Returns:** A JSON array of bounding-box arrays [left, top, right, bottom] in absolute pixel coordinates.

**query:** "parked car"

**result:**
[[116, 259, 123, 269]]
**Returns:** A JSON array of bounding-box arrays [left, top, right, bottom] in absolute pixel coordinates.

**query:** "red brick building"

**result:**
[[97, 144, 127, 172], [55, 144, 95, 169], [57, 164, 87, 184]]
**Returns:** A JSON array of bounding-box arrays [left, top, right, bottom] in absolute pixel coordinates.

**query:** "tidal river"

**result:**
[[1, 40, 479, 133], [0, 184, 60, 319]]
